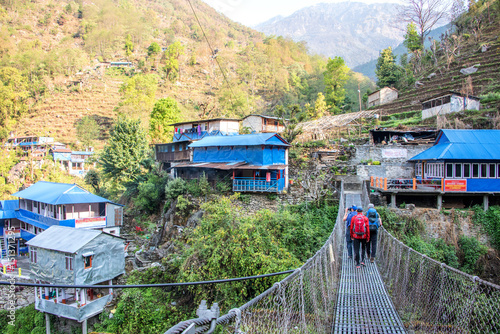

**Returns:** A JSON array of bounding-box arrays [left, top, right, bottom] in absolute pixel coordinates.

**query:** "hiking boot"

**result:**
[[370, 257, 375, 263], [356, 265, 361, 269], [360, 262, 366, 266]]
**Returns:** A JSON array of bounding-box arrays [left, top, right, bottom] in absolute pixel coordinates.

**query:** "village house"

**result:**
[[0, 181, 123, 257], [367, 87, 398, 108], [421, 91, 481, 120], [5, 135, 54, 157], [155, 118, 240, 169], [173, 133, 290, 193], [27, 226, 125, 331], [371, 129, 500, 210], [241, 115, 286, 134]]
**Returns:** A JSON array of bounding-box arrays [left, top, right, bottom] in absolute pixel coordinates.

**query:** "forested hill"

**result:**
[[0, 0, 372, 145]]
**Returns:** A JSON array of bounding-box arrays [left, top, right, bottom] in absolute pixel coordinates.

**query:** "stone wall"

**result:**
[[0, 277, 35, 310], [354, 144, 432, 180]]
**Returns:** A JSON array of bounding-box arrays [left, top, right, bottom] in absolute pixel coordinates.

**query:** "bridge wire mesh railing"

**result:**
[[377, 227, 500, 334], [166, 184, 347, 334], [216, 191, 346, 333]]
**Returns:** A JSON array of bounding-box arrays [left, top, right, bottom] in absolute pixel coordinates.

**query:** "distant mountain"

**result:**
[[255, 2, 406, 68], [353, 24, 452, 80]]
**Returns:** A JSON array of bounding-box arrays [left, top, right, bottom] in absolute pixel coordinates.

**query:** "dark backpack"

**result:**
[[367, 210, 379, 231], [353, 215, 367, 238]]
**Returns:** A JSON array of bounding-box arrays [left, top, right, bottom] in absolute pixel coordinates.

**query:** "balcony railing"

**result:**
[[156, 151, 190, 162], [233, 177, 283, 193], [35, 294, 112, 322], [371, 177, 443, 191]]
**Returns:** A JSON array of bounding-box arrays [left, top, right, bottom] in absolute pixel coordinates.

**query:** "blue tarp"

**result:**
[[12, 181, 118, 205], [189, 133, 290, 148], [410, 129, 500, 161]]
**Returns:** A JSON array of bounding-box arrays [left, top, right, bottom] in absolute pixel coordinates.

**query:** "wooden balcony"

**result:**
[[156, 151, 190, 163]]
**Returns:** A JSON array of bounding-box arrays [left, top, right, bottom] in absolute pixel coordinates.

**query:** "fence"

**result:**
[[166, 184, 346, 334], [377, 228, 500, 333], [371, 176, 443, 191]]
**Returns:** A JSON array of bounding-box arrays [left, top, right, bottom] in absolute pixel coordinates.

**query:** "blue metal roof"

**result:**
[[409, 129, 500, 161], [12, 181, 116, 205], [189, 133, 290, 148], [0, 200, 18, 219]]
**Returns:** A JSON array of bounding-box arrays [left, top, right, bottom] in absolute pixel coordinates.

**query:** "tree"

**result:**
[[398, 0, 452, 45], [99, 117, 151, 186], [323, 57, 350, 114], [118, 73, 159, 118], [276, 104, 305, 143], [404, 22, 423, 53], [313, 92, 328, 119], [76, 116, 100, 148], [147, 42, 160, 57], [375, 47, 402, 88], [0, 67, 28, 139], [124, 34, 134, 57], [162, 41, 185, 81], [149, 98, 181, 143]]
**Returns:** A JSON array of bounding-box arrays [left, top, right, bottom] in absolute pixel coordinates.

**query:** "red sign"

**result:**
[[76, 217, 106, 228], [266, 172, 271, 182], [444, 179, 467, 192]]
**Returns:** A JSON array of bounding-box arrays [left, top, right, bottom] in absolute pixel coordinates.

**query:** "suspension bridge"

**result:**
[[166, 183, 500, 333]]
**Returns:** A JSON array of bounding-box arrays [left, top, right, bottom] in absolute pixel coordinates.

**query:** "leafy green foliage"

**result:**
[[185, 173, 211, 197], [375, 47, 402, 88], [163, 41, 185, 81], [165, 177, 192, 201], [323, 56, 350, 114], [99, 117, 151, 190], [76, 116, 101, 148], [458, 235, 488, 274], [0, 67, 29, 139], [0, 304, 67, 334], [472, 205, 500, 251], [133, 172, 169, 214], [404, 22, 423, 53], [149, 97, 181, 144], [406, 235, 459, 268], [117, 73, 159, 118], [124, 34, 134, 57]]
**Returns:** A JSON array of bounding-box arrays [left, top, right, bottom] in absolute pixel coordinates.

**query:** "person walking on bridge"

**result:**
[[343, 205, 357, 259], [350, 207, 370, 269], [366, 203, 382, 263]]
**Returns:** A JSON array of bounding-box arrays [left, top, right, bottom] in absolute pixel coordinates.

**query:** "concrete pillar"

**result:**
[[45, 313, 50, 334], [109, 279, 113, 295], [437, 194, 443, 210], [391, 193, 397, 208], [484, 194, 489, 212], [82, 319, 87, 334]]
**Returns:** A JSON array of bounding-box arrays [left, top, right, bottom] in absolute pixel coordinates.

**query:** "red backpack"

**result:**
[[353, 215, 367, 239]]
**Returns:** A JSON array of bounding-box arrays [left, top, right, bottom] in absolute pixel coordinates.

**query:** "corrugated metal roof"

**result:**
[[12, 181, 115, 205], [26, 226, 102, 253], [174, 162, 247, 170], [169, 118, 240, 126], [409, 129, 500, 161], [189, 133, 290, 147], [0, 200, 18, 219]]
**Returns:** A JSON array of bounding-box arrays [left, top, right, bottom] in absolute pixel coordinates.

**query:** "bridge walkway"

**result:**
[[333, 192, 406, 333]]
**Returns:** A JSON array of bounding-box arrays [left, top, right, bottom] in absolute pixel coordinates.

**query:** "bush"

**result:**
[[175, 195, 192, 216], [185, 173, 210, 197], [458, 235, 488, 274], [134, 173, 168, 213], [472, 205, 500, 251], [165, 178, 187, 200], [215, 178, 232, 193]]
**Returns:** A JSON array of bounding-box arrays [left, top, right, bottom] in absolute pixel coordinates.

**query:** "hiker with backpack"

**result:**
[[343, 205, 358, 259], [350, 207, 370, 269], [366, 203, 382, 263]]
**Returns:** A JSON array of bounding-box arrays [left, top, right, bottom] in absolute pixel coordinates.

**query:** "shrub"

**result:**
[[472, 205, 500, 251], [134, 173, 168, 213], [458, 235, 488, 274], [165, 178, 187, 200]]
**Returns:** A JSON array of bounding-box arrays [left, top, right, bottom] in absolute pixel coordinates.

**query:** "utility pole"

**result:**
[[358, 83, 362, 112]]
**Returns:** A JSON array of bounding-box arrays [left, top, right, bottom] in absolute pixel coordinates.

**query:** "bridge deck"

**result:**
[[333, 193, 406, 333]]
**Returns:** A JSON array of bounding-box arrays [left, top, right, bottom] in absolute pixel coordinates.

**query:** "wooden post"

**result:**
[[441, 178, 444, 192], [413, 178, 416, 190], [384, 178, 387, 191], [370, 176, 374, 187]]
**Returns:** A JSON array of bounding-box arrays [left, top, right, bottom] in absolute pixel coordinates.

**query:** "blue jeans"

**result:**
[[345, 230, 353, 257], [366, 229, 378, 258]]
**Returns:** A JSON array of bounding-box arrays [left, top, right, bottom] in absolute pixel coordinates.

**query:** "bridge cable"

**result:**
[[0, 269, 295, 289]]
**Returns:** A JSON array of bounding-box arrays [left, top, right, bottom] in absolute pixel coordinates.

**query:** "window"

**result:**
[[84, 255, 93, 269], [480, 163, 488, 178], [488, 164, 496, 178], [472, 164, 479, 178], [30, 248, 37, 263], [446, 164, 453, 178], [415, 163, 422, 177], [425, 163, 443, 178], [455, 164, 462, 178], [65, 255, 73, 270], [464, 164, 471, 178]]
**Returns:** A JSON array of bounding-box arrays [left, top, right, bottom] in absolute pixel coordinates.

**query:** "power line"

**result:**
[[0, 269, 295, 289], [186, 0, 239, 114]]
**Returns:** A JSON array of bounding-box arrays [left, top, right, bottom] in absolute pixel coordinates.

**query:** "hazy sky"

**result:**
[[202, 0, 401, 27]]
